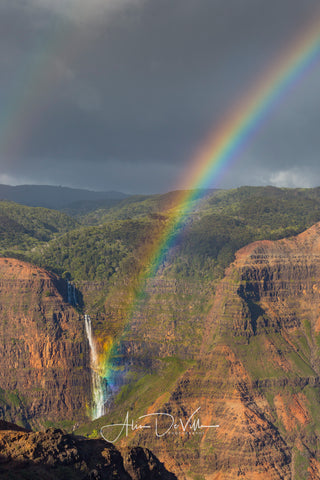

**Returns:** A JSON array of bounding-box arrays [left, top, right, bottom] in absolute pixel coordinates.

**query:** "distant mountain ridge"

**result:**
[[0, 184, 128, 210]]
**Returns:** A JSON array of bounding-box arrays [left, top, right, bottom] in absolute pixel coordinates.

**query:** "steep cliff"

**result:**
[[0, 258, 91, 429], [91, 222, 320, 479]]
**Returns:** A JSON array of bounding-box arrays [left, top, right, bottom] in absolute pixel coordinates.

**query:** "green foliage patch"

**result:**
[[0, 201, 78, 254]]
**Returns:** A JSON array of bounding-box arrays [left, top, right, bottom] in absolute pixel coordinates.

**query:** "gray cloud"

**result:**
[[0, 0, 319, 193]]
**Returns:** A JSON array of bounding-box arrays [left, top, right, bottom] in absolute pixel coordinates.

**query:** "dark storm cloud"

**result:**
[[0, 0, 319, 193]]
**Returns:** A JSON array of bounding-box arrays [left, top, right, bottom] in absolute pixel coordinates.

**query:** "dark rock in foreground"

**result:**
[[0, 422, 177, 480]]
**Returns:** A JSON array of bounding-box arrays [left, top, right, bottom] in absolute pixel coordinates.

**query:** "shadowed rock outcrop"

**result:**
[[0, 422, 177, 480]]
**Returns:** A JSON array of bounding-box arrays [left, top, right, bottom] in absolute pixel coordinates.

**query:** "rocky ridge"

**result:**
[[0, 420, 177, 479]]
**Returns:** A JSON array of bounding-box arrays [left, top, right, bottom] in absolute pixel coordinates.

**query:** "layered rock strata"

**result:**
[[0, 258, 90, 428], [115, 223, 320, 479]]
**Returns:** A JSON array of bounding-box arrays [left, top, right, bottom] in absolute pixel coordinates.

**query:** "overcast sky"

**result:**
[[0, 0, 319, 194]]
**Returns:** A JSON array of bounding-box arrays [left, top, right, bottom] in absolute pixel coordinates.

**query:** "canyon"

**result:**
[[2, 221, 320, 477], [100, 222, 320, 479]]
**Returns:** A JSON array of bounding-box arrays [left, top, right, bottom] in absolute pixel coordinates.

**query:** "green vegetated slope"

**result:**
[[3, 186, 320, 278], [4, 186, 320, 327], [61, 197, 126, 218], [28, 217, 165, 282], [79, 185, 320, 228], [79, 191, 185, 224], [0, 201, 79, 255], [24, 186, 320, 282]]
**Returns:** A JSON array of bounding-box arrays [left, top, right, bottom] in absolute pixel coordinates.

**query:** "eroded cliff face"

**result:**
[[0, 258, 90, 428], [105, 223, 320, 479]]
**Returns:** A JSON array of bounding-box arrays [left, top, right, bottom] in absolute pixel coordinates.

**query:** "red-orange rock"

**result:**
[[0, 258, 90, 429]]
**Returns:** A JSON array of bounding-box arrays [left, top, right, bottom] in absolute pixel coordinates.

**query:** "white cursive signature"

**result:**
[[100, 407, 219, 443]]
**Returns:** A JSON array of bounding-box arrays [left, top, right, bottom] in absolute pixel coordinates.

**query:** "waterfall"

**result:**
[[67, 283, 106, 418], [67, 281, 77, 306], [84, 314, 106, 419]]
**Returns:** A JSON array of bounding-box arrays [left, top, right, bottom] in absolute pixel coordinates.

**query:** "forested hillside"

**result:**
[[8, 186, 320, 285], [0, 201, 78, 254]]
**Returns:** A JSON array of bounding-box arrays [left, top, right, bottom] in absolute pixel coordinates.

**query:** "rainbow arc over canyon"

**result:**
[[95, 16, 320, 407]]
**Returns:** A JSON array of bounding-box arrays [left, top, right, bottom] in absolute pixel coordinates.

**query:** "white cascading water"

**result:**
[[84, 314, 106, 419], [67, 282, 106, 419]]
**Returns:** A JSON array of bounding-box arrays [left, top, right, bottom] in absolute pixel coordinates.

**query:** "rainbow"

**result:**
[[147, 13, 320, 275], [95, 15, 320, 401], [127, 14, 320, 283]]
